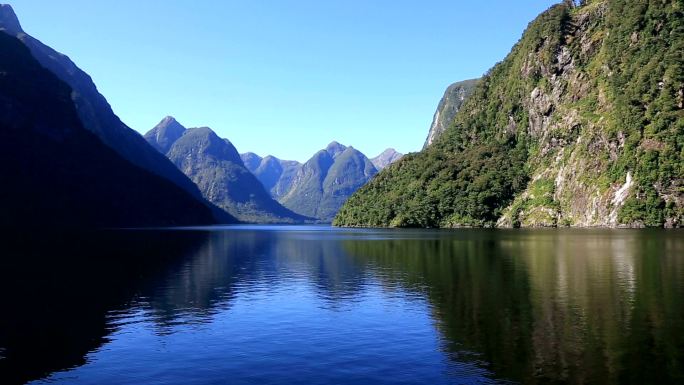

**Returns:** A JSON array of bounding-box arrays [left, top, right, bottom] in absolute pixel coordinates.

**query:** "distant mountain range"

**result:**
[[145, 117, 308, 224], [0, 3, 404, 227], [144, 116, 402, 223], [242, 144, 402, 222], [147, 117, 402, 223], [0, 4, 229, 227]]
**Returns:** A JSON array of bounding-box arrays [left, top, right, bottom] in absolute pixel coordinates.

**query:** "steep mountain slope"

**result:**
[[0, 31, 217, 227], [146, 120, 308, 223], [241, 153, 303, 199], [0, 4, 207, 202], [280, 142, 378, 221], [371, 148, 404, 170], [336, 0, 683, 228], [423, 79, 479, 148]]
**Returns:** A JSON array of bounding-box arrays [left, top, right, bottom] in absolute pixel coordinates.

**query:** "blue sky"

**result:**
[[13, 0, 557, 162]]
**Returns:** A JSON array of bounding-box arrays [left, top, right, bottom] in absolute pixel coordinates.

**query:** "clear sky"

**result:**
[[12, 0, 558, 162]]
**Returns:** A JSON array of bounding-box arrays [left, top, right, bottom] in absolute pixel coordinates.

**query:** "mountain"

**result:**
[[144, 116, 187, 154], [145, 118, 308, 223], [335, 1, 683, 228], [423, 79, 479, 148], [241, 153, 303, 200], [370, 148, 403, 170], [0, 31, 218, 227], [279, 142, 378, 222], [0, 4, 211, 205], [241, 142, 384, 222], [323, 141, 347, 158], [240, 152, 264, 173]]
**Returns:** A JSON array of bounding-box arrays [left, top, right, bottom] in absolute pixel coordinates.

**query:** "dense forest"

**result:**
[[335, 0, 683, 228]]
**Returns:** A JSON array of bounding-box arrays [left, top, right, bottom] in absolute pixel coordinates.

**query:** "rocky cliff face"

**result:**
[[497, 0, 683, 228], [145, 118, 308, 223], [423, 79, 479, 148], [336, 0, 683, 228], [370, 148, 403, 170]]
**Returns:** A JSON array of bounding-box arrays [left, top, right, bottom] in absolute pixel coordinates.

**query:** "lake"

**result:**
[[1, 226, 682, 384]]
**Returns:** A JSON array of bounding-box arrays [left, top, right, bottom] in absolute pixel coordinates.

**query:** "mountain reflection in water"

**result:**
[[0, 227, 682, 384]]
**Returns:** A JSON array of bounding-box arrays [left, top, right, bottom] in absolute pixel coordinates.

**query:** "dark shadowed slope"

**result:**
[[0, 32, 218, 227], [0, 4, 210, 203]]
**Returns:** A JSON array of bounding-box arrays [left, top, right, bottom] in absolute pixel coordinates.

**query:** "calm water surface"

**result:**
[[1, 226, 683, 384]]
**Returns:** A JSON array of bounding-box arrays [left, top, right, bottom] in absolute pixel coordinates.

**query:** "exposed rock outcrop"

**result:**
[[423, 79, 479, 148]]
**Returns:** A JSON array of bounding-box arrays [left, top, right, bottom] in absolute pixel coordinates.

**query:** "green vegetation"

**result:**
[[335, 4, 569, 227], [335, 0, 683, 228], [507, 178, 560, 227], [604, 0, 684, 225], [336, 141, 528, 228]]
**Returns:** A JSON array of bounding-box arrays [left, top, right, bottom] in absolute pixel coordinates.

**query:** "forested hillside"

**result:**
[[335, 0, 683, 228]]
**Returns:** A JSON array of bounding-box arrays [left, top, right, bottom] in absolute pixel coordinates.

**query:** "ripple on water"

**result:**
[[17, 227, 683, 385]]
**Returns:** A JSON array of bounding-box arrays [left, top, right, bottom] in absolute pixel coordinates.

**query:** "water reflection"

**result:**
[[345, 229, 684, 384], [0, 228, 682, 384], [0, 230, 209, 384]]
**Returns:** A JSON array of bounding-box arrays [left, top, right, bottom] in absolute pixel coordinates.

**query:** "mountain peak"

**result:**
[[0, 4, 22, 34], [160, 115, 177, 124], [262, 155, 280, 162], [325, 141, 347, 158], [153, 115, 185, 130], [371, 148, 403, 170], [169, 126, 243, 165], [165, 128, 307, 224], [240, 152, 263, 173], [144, 116, 187, 154], [379, 148, 398, 156], [189, 126, 216, 136]]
